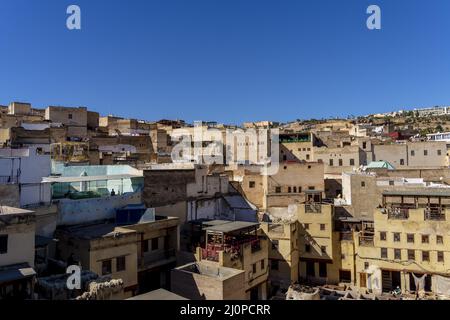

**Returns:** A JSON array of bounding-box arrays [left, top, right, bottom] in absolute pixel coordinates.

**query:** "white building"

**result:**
[[427, 132, 450, 143], [0, 146, 52, 207]]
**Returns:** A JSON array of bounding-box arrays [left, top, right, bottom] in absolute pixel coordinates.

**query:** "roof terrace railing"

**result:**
[[305, 203, 322, 213], [424, 208, 446, 221], [387, 207, 410, 220]]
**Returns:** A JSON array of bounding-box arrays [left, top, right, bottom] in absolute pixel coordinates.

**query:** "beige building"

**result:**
[[195, 221, 269, 299], [295, 198, 341, 285], [372, 141, 448, 169], [260, 222, 299, 292], [354, 189, 450, 295], [235, 162, 324, 210], [171, 261, 246, 300], [0, 206, 36, 300], [55, 223, 139, 298], [45, 106, 88, 139]]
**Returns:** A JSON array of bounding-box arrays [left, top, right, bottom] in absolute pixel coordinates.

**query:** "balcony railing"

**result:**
[[387, 207, 409, 220], [305, 203, 322, 213], [359, 234, 374, 247], [424, 208, 446, 221], [201, 248, 220, 262]]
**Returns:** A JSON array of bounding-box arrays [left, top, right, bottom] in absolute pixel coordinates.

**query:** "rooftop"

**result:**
[[0, 206, 34, 216], [175, 262, 244, 280], [59, 222, 136, 240], [383, 189, 450, 198], [43, 173, 141, 183], [127, 288, 188, 300], [0, 263, 36, 285], [203, 221, 259, 233], [366, 161, 396, 170]]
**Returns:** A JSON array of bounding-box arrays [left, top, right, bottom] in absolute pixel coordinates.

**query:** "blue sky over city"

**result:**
[[1, 0, 449, 124]]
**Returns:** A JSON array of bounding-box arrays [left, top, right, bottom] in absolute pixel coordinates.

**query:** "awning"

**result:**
[[0, 264, 36, 285]]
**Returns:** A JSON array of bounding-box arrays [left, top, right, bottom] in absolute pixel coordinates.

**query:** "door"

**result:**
[[360, 272, 367, 288]]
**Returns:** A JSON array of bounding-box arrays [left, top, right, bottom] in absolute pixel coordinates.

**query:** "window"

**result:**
[[293, 187, 297, 193], [329, 159, 334, 166], [338, 159, 343, 166], [389, 180, 394, 186], [272, 240, 279, 250], [362, 142, 367, 149], [394, 249, 401, 260], [422, 235, 429, 244], [252, 263, 257, 274], [422, 251, 430, 262], [400, 159, 404, 165], [408, 250, 415, 261], [142, 239, 149, 252], [381, 248, 388, 259], [275, 187, 281, 193], [151, 237, 159, 250], [393, 233, 401, 242], [350, 159, 355, 166], [261, 260, 265, 270], [424, 150, 428, 156], [308, 186, 315, 190], [380, 232, 386, 241], [321, 246, 327, 254], [0, 235, 7, 254], [437, 235, 444, 245], [306, 154, 310, 160], [304, 223, 310, 230], [288, 187, 292, 193], [438, 150, 442, 156], [249, 181, 255, 188], [271, 260, 279, 270], [68, 113, 73, 119], [407, 234, 414, 243], [411, 150, 415, 156], [319, 262, 327, 278], [102, 259, 112, 275], [339, 270, 351, 283], [298, 187, 302, 193], [361, 181, 365, 187], [320, 224, 326, 231], [364, 262, 369, 269], [305, 244, 311, 253], [438, 251, 444, 262], [116, 256, 126, 272]]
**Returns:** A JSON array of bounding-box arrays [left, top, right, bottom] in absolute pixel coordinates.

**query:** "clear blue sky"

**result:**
[[1, 0, 449, 124]]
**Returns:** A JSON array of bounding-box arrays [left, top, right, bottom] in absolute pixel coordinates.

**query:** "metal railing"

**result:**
[[359, 234, 374, 247], [387, 207, 409, 220], [305, 203, 322, 213], [424, 208, 445, 221]]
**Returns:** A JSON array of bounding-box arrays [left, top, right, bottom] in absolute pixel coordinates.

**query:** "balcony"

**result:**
[[139, 248, 176, 269], [424, 208, 446, 221], [305, 203, 322, 213], [387, 207, 409, 220], [359, 234, 374, 247]]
